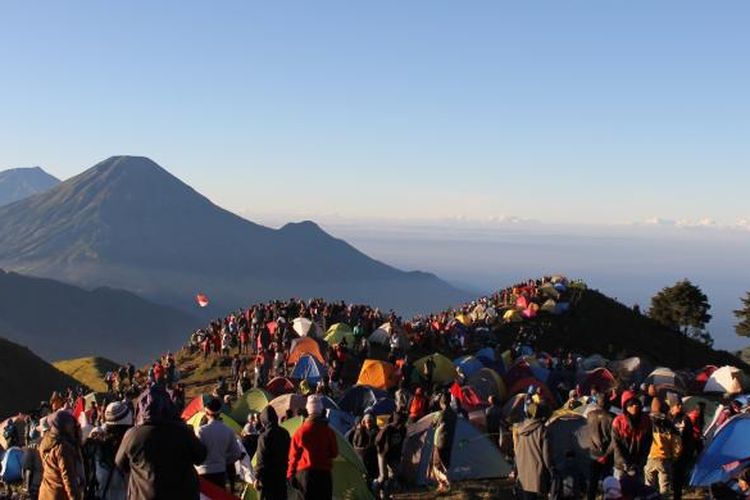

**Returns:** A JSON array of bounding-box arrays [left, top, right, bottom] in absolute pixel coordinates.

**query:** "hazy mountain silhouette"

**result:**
[[0, 156, 470, 315], [0, 270, 201, 364], [0, 166, 60, 206]]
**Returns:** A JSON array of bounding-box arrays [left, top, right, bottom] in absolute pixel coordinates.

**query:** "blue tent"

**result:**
[[339, 385, 389, 416], [367, 397, 396, 416], [691, 414, 750, 487], [554, 283, 567, 293], [454, 355, 484, 378], [326, 409, 357, 436], [291, 354, 328, 385], [475, 347, 505, 373], [0, 447, 23, 483]]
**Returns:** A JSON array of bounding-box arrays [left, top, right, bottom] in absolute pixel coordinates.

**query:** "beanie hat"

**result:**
[[306, 395, 324, 416], [105, 402, 133, 426], [620, 390, 637, 409]]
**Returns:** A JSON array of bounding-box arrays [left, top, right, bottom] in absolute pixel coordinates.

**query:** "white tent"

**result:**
[[704, 366, 747, 394], [292, 317, 319, 337]]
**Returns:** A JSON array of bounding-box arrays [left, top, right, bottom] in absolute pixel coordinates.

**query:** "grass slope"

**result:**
[[53, 356, 120, 393], [0, 337, 80, 418]]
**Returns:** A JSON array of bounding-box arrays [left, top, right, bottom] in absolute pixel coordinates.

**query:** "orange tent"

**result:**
[[288, 337, 325, 366], [356, 359, 398, 390]]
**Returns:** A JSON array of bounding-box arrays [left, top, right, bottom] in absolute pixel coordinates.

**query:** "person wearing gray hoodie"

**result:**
[[514, 402, 552, 500]]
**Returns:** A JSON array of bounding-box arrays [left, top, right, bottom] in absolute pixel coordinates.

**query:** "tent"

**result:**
[[646, 367, 686, 393], [327, 409, 357, 437], [580, 354, 608, 371], [338, 386, 389, 416], [400, 412, 512, 486], [290, 354, 328, 385], [450, 383, 484, 412], [368, 398, 397, 418], [691, 414, 750, 487], [292, 317, 319, 337], [540, 284, 561, 300], [505, 357, 549, 387], [579, 368, 617, 394], [265, 377, 296, 397], [288, 337, 326, 366], [356, 359, 398, 390], [453, 355, 484, 379], [285, 416, 371, 499], [414, 354, 457, 385], [0, 447, 23, 483], [455, 313, 472, 327], [704, 366, 748, 395], [230, 388, 272, 423], [468, 367, 506, 402], [187, 412, 242, 435], [324, 323, 355, 346], [693, 365, 718, 392], [608, 357, 650, 386], [502, 393, 527, 424], [682, 395, 720, 432], [267, 394, 308, 418], [368, 323, 392, 345], [503, 309, 523, 323], [508, 377, 557, 407], [546, 414, 590, 479], [182, 395, 229, 421]]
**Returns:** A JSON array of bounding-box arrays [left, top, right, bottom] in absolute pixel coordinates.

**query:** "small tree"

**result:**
[[650, 279, 713, 345], [734, 291, 750, 337]]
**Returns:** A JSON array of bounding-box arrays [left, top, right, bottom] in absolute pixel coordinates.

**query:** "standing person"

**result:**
[[612, 391, 652, 483], [287, 395, 339, 500], [514, 402, 552, 500], [431, 394, 457, 494], [669, 398, 698, 500], [254, 407, 291, 500], [485, 395, 503, 448], [115, 386, 207, 500], [84, 402, 133, 500], [394, 381, 411, 415], [194, 399, 243, 490], [586, 396, 614, 500], [38, 410, 85, 500], [374, 412, 407, 498], [644, 398, 681, 496], [22, 419, 48, 500], [351, 413, 379, 485]]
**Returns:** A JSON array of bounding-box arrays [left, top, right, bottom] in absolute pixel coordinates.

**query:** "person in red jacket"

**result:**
[[287, 395, 339, 500], [612, 390, 652, 482]]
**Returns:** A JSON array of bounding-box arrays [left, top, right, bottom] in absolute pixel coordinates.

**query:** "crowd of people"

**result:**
[[1, 276, 749, 500]]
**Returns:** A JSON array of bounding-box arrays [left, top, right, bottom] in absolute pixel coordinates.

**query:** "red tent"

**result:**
[[579, 367, 617, 394], [265, 377, 296, 397], [508, 377, 557, 408]]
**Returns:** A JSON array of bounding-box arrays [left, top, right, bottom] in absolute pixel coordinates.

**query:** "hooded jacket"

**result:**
[[115, 387, 207, 500], [287, 415, 338, 478], [39, 420, 84, 500], [611, 409, 652, 471], [586, 405, 614, 462], [514, 418, 552, 495], [255, 407, 291, 486]]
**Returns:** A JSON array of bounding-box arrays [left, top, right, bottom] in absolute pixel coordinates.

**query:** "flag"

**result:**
[[196, 293, 210, 308]]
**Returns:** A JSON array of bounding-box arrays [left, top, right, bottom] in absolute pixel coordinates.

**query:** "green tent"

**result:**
[[324, 323, 355, 346], [244, 416, 372, 500], [230, 388, 272, 423]]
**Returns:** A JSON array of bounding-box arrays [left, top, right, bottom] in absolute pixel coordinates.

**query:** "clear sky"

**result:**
[[1, 1, 748, 225]]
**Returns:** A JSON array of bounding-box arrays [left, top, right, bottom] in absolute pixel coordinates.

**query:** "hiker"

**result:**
[[115, 386, 207, 500], [254, 406, 291, 500], [669, 398, 698, 500], [287, 395, 339, 500], [408, 387, 428, 423], [431, 393, 457, 494], [374, 412, 407, 497], [394, 380, 411, 415], [612, 390, 652, 482], [644, 398, 681, 496], [194, 398, 243, 490], [586, 395, 614, 500], [351, 413, 379, 484], [514, 402, 552, 500], [39, 410, 85, 500], [22, 418, 48, 500], [83, 402, 133, 500], [485, 395, 503, 447]]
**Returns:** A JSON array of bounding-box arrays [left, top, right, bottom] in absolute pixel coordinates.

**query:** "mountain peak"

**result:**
[[0, 165, 61, 206]]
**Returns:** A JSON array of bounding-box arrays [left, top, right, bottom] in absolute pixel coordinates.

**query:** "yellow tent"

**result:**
[[324, 323, 355, 346], [414, 353, 457, 384], [186, 411, 242, 435], [455, 313, 472, 327], [357, 359, 397, 390], [503, 309, 523, 323]]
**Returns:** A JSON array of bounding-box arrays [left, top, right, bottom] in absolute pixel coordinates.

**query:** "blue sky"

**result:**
[[1, 1, 749, 224]]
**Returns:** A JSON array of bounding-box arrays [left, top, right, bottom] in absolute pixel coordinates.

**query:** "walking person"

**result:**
[[254, 406, 291, 500]]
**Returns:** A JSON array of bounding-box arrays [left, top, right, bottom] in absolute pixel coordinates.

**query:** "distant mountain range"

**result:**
[[0, 166, 60, 206], [0, 156, 470, 316], [0, 270, 200, 364]]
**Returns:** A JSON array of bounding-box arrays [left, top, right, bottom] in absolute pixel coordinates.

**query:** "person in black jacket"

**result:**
[[115, 386, 207, 500], [586, 396, 614, 500], [254, 406, 291, 500], [374, 412, 407, 498]]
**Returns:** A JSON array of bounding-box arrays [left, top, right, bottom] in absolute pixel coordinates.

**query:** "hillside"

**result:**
[[0, 155, 470, 315], [0, 166, 60, 206], [0, 270, 201, 364], [0, 337, 80, 418], [536, 287, 748, 370], [53, 357, 121, 393]]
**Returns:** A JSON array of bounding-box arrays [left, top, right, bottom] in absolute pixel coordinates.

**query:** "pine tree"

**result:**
[[650, 279, 713, 345], [734, 291, 750, 337]]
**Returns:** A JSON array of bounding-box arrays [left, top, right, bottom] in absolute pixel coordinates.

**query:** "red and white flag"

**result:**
[[195, 293, 210, 308]]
